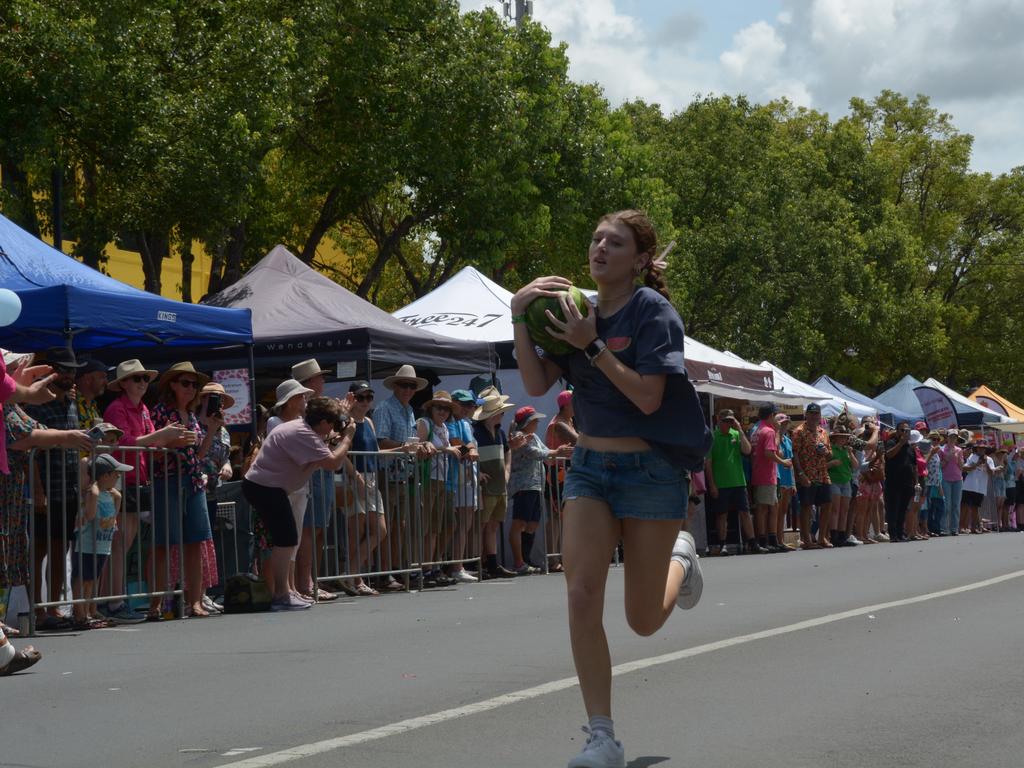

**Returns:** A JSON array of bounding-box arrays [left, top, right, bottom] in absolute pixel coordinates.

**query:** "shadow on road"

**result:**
[[628, 757, 670, 768]]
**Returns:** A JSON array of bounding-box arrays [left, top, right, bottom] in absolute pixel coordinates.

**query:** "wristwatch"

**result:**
[[584, 338, 607, 364]]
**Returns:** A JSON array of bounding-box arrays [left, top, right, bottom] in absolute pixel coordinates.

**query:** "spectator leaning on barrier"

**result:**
[[338, 381, 386, 596], [447, 389, 481, 584], [74, 358, 108, 431], [473, 394, 522, 579], [416, 390, 461, 588], [291, 359, 337, 603], [102, 359, 190, 624], [706, 408, 761, 555], [375, 364, 428, 590], [509, 406, 573, 575], [263, 379, 315, 602], [150, 362, 218, 618], [774, 413, 797, 550], [0, 292, 60, 675], [1000, 446, 1016, 532], [22, 347, 94, 629], [791, 402, 832, 550], [243, 397, 356, 611]]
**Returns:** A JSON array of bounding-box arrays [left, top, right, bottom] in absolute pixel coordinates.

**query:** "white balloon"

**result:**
[[0, 289, 22, 327]]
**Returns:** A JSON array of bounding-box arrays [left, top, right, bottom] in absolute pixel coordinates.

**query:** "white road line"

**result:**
[[217, 568, 1024, 768]]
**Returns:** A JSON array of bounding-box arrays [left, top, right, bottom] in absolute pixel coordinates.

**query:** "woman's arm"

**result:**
[[510, 277, 574, 397]]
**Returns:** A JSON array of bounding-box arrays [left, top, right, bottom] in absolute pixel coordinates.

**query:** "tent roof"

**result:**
[[811, 375, 917, 425], [204, 246, 493, 373], [967, 385, 1024, 421], [762, 361, 876, 418], [0, 213, 252, 350], [874, 374, 926, 421], [920, 378, 1008, 424], [392, 266, 514, 343]]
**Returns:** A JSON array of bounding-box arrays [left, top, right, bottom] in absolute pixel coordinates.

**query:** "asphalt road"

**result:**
[[4, 533, 1024, 768]]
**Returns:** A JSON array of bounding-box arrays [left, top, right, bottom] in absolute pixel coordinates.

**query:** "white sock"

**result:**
[[0, 640, 16, 670], [589, 715, 615, 739]]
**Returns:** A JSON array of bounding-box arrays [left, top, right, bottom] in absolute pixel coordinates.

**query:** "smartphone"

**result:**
[[207, 392, 222, 416], [86, 425, 107, 443]]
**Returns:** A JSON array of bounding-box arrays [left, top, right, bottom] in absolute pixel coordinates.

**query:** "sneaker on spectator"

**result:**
[[514, 563, 534, 576], [875, 532, 890, 542], [845, 534, 862, 545], [451, 569, 478, 583], [102, 604, 147, 625], [271, 595, 311, 611], [567, 727, 625, 768], [201, 595, 223, 614]]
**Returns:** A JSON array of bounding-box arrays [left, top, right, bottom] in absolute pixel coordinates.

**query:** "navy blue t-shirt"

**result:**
[[547, 287, 711, 469]]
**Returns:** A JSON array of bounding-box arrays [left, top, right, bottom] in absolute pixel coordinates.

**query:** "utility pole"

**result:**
[[502, 0, 533, 27]]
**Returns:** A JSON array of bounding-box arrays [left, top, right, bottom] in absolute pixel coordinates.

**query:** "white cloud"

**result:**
[[460, 0, 1024, 172]]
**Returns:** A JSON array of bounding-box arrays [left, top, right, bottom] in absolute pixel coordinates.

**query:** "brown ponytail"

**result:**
[[598, 209, 671, 301]]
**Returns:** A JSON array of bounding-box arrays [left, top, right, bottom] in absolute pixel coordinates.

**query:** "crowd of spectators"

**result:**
[[2, 346, 1022, 648]]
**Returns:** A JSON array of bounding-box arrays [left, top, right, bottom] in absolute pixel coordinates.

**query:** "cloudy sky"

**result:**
[[461, 0, 1024, 175]]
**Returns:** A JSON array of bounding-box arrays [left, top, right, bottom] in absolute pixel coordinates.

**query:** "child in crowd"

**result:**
[[73, 453, 132, 629], [508, 406, 573, 575]]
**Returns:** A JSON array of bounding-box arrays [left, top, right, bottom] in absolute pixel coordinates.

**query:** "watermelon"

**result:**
[[524, 286, 589, 356]]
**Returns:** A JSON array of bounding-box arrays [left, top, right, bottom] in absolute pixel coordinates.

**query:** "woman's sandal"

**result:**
[[354, 581, 379, 597], [550, 563, 564, 573], [0, 622, 20, 637], [316, 588, 338, 602], [0, 645, 42, 676]]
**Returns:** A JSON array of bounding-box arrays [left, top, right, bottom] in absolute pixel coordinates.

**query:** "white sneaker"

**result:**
[[451, 569, 478, 584], [846, 534, 862, 545], [567, 727, 625, 768], [673, 531, 703, 610], [876, 532, 891, 542]]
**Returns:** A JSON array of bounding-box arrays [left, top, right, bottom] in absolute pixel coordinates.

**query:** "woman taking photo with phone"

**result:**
[[511, 209, 711, 768]]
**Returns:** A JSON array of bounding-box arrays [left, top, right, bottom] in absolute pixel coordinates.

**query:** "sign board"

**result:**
[[973, 395, 1008, 416], [213, 368, 252, 426], [914, 386, 958, 431], [335, 361, 358, 380]]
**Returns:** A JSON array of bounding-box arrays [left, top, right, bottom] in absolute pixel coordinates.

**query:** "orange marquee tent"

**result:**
[[968, 385, 1024, 421]]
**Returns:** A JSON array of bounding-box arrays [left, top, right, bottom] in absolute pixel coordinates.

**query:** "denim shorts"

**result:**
[[563, 447, 689, 520], [829, 482, 852, 498]]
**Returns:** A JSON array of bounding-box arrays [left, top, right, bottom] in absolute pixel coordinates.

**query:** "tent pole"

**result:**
[[247, 343, 258, 442]]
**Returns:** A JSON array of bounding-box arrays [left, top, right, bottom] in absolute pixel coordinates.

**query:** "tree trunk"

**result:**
[[76, 164, 104, 270], [300, 185, 342, 264], [180, 236, 194, 303], [355, 211, 430, 298], [221, 221, 247, 289], [0, 157, 41, 237], [138, 231, 167, 295], [205, 236, 228, 298]]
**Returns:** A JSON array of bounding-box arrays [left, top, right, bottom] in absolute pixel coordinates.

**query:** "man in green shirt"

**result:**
[[705, 409, 763, 555]]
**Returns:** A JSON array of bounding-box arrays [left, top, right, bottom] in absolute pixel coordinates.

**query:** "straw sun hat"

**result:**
[[107, 359, 158, 392], [473, 395, 516, 422]]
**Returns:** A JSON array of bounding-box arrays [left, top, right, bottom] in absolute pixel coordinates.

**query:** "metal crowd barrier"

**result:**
[[25, 444, 186, 634]]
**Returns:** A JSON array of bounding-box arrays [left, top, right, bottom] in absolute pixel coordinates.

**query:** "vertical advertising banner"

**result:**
[[213, 368, 252, 426], [913, 386, 959, 431]]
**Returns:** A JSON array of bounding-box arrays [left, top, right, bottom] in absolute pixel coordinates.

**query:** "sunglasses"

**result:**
[[127, 374, 149, 384], [434, 405, 452, 412], [354, 393, 374, 402], [395, 382, 418, 391], [176, 379, 200, 389]]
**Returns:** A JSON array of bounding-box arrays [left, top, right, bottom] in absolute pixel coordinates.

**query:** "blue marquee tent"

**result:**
[[811, 375, 917, 426], [0, 213, 252, 350], [874, 374, 926, 421]]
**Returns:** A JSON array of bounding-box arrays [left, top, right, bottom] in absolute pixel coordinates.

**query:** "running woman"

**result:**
[[511, 209, 711, 768]]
